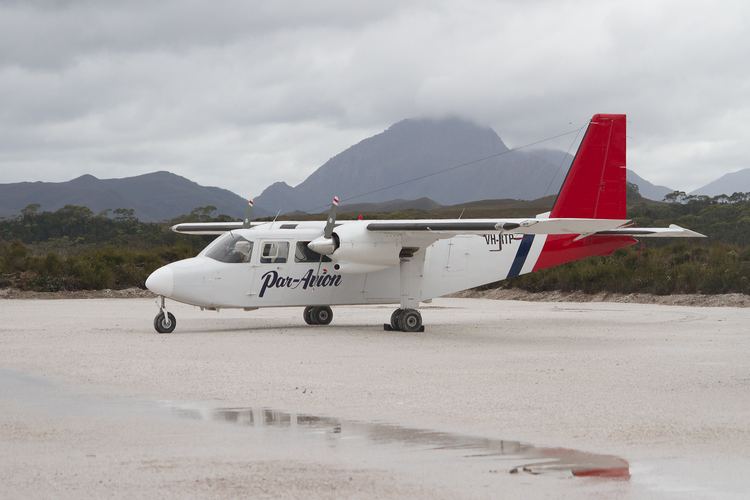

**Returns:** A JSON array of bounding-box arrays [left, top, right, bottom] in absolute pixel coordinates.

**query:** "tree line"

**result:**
[[1, 187, 749, 294], [0, 205, 222, 290]]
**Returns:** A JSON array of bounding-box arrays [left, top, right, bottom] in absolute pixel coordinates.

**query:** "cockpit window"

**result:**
[[203, 233, 254, 263], [260, 241, 289, 264]]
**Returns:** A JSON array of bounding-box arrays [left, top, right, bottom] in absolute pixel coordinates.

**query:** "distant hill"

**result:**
[[340, 197, 442, 213], [255, 117, 671, 213], [282, 185, 653, 222], [254, 118, 574, 213], [367, 195, 559, 220], [263, 196, 556, 224], [626, 170, 673, 201], [691, 168, 750, 196], [0, 171, 257, 221]]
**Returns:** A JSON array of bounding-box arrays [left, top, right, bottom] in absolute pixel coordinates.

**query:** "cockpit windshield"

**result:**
[[201, 232, 254, 263]]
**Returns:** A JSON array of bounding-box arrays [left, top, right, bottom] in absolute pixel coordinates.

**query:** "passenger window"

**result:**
[[295, 242, 332, 263], [260, 241, 289, 264]]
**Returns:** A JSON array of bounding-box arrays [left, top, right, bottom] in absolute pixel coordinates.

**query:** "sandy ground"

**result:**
[[0, 297, 748, 498]]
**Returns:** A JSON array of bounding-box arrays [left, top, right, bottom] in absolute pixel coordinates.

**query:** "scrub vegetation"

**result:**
[[0, 205, 217, 291], [1, 186, 749, 295], [502, 190, 750, 295]]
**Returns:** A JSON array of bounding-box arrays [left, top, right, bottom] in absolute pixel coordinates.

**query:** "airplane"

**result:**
[[145, 114, 704, 333]]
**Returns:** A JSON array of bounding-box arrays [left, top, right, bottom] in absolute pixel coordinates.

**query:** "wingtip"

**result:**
[[668, 224, 707, 238]]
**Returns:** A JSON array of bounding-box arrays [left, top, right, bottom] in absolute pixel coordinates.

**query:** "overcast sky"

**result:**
[[1, 0, 748, 196]]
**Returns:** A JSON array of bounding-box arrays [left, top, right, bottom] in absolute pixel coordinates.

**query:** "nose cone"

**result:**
[[146, 266, 174, 296]]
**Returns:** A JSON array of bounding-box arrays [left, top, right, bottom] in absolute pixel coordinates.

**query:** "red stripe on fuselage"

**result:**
[[533, 235, 636, 272]]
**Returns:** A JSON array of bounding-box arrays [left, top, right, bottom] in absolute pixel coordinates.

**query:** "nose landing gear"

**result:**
[[153, 296, 176, 334]]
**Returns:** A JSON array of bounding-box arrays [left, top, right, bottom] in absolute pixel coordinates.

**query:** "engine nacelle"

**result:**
[[330, 223, 400, 274], [332, 262, 391, 274]]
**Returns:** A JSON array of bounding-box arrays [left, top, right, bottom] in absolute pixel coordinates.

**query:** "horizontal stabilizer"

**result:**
[[593, 224, 706, 238]]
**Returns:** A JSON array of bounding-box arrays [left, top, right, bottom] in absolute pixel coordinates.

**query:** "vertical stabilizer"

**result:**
[[533, 114, 634, 271], [550, 114, 626, 219]]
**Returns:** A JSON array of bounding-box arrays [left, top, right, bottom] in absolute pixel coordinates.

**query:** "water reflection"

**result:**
[[172, 405, 630, 479]]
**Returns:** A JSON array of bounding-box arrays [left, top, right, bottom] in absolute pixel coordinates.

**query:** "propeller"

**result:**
[[324, 196, 339, 238], [308, 196, 340, 255], [243, 198, 254, 229]]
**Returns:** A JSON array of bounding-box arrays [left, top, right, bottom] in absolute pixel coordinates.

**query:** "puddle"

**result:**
[[0, 368, 629, 484], [170, 405, 629, 479]]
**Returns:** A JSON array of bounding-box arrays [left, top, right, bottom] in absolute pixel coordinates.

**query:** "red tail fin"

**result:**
[[534, 114, 634, 271], [550, 114, 626, 219]]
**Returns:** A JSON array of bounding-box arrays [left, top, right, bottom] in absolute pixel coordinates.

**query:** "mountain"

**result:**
[[691, 168, 750, 196], [0, 171, 255, 221], [340, 197, 442, 213], [626, 170, 674, 201], [255, 117, 669, 213], [254, 118, 573, 213]]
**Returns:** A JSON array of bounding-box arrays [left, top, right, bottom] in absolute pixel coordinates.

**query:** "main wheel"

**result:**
[[303, 306, 317, 325], [154, 311, 176, 334], [398, 309, 422, 332], [311, 306, 333, 325], [390, 309, 403, 330]]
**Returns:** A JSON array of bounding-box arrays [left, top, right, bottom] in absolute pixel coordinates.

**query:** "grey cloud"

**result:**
[[0, 0, 748, 195], [0, 0, 404, 69]]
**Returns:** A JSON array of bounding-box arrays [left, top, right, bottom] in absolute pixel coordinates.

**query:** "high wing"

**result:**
[[172, 218, 706, 238], [172, 222, 250, 235], [172, 217, 629, 238], [365, 218, 704, 246], [366, 218, 631, 236]]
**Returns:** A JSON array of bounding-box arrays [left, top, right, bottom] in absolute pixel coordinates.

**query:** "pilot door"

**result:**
[[200, 233, 258, 307]]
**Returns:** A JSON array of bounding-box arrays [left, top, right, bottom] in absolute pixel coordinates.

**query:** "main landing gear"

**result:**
[[385, 308, 424, 332], [303, 306, 333, 325], [153, 296, 176, 334]]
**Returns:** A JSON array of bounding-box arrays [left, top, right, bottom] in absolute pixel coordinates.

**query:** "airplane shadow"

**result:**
[[165, 323, 397, 335], [145, 323, 589, 348]]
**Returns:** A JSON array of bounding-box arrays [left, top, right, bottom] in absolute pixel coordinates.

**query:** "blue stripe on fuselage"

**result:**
[[507, 234, 535, 278]]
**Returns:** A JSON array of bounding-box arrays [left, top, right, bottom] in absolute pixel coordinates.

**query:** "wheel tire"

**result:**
[[154, 311, 176, 334], [313, 306, 333, 325], [303, 306, 317, 325], [390, 309, 403, 330], [398, 309, 422, 332]]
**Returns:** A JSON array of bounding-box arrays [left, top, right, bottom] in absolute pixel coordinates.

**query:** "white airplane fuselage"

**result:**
[[147, 219, 546, 309]]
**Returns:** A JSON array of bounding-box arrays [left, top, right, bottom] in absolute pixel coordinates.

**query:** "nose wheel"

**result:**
[[153, 296, 176, 333], [385, 308, 424, 332]]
